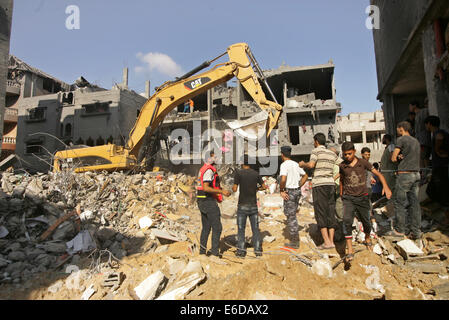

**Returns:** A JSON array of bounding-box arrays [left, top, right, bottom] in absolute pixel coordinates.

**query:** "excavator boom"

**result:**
[[53, 43, 282, 172]]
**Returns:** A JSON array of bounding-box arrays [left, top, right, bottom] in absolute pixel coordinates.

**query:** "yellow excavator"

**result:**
[[53, 43, 283, 172]]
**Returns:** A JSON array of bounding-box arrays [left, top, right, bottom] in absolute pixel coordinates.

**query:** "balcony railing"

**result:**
[[2, 136, 16, 144], [6, 80, 21, 95], [6, 80, 20, 88], [4, 108, 18, 116], [3, 108, 18, 122]]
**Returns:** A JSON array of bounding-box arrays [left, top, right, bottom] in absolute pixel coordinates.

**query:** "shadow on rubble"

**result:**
[[0, 205, 152, 300], [281, 224, 305, 241], [306, 222, 347, 257], [219, 230, 272, 256]]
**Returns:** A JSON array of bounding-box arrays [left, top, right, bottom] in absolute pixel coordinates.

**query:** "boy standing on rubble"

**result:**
[[196, 150, 231, 258], [232, 155, 267, 257], [339, 142, 392, 264]]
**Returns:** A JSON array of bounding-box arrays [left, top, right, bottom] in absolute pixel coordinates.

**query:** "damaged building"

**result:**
[[0, 1, 13, 162], [371, 0, 449, 134], [159, 61, 341, 166], [336, 110, 385, 163], [15, 68, 148, 172], [2, 55, 72, 163]]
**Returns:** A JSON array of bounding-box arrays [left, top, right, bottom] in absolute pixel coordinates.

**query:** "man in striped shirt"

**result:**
[[299, 133, 339, 250]]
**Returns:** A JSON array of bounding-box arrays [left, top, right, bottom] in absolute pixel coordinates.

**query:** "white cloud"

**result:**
[[135, 52, 183, 78]]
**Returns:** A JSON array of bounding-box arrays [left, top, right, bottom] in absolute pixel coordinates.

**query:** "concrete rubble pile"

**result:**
[[0, 170, 197, 285]]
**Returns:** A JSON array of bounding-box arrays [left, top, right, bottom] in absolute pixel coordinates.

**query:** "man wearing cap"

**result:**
[[196, 150, 231, 258], [279, 146, 309, 249]]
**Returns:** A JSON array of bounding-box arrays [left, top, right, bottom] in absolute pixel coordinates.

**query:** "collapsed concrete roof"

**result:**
[[260, 61, 336, 104], [8, 55, 71, 89]]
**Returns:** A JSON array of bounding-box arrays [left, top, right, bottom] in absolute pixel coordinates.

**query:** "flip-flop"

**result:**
[[384, 230, 405, 238], [317, 244, 335, 250], [344, 253, 354, 264], [363, 240, 373, 251]]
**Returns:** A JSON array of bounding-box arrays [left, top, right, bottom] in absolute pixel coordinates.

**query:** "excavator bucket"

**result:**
[[223, 111, 270, 141]]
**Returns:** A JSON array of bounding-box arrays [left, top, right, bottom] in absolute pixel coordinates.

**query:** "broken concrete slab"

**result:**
[[181, 260, 203, 275], [134, 271, 167, 300], [66, 230, 97, 255], [156, 272, 206, 300], [261, 194, 283, 208], [166, 257, 187, 276], [373, 244, 383, 255], [387, 254, 396, 263], [37, 242, 68, 254], [263, 235, 276, 243], [429, 282, 449, 299], [407, 262, 447, 274], [311, 259, 334, 278], [396, 239, 424, 260], [151, 229, 180, 242], [81, 284, 96, 300]]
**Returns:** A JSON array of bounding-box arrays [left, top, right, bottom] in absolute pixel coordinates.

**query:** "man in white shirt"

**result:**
[[279, 146, 308, 249]]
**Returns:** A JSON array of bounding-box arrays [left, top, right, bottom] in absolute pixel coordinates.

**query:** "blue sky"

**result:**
[[10, 0, 380, 114]]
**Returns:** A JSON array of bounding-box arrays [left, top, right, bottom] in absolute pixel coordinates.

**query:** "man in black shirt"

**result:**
[[391, 121, 422, 241], [232, 155, 267, 257]]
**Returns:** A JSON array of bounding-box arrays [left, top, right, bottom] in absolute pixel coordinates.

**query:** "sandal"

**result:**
[[384, 230, 405, 238], [363, 240, 373, 251], [344, 253, 354, 264], [317, 244, 335, 250]]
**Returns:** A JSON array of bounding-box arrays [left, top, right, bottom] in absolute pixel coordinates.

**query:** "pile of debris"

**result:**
[[0, 170, 197, 285]]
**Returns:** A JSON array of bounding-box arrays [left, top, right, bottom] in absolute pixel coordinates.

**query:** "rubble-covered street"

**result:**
[[0, 169, 448, 300]]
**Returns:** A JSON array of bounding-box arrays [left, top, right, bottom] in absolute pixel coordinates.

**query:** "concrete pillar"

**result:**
[[31, 73, 37, 97], [376, 132, 381, 150], [283, 81, 287, 107], [236, 83, 243, 120], [122, 68, 129, 88], [381, 95, 397, 136], [207, 89, 213, 141], [422, 24, 449, 130], [362, 127, 367, 144], [145, 80, 150, 98]]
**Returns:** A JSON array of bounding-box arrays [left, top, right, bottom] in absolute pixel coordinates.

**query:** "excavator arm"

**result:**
[[53, 43, 282, 172]]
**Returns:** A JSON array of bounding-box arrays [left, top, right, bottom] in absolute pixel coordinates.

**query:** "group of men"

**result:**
[[195, 113, 448, 264]]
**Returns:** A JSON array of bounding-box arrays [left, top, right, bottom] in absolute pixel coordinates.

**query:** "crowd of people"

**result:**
[[194, 107, 448, 265]]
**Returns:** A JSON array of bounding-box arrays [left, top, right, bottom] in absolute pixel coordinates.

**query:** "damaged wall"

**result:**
[[0, 1, 13, 158], [15, 87, 147, 172]]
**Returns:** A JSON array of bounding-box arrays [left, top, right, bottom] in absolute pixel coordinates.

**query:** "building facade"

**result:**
[[371, 0, 449, 134], [15, 71, 147, 172], [1, 55, 71, 162], [0, 0, 13, 160], [158, 61, 341, 166], [337, 110, 385, 163]]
